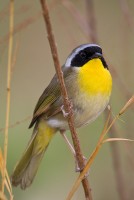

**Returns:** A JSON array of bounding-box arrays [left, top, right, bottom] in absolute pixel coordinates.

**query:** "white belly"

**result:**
[[47, 93, 110, 130]]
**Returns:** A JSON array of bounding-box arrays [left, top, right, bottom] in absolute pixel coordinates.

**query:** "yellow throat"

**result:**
[[77, 58, 112, 96]]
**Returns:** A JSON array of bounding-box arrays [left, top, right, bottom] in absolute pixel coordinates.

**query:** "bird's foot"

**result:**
[[60, 101, 73, 118], [75, 156, 89, 178], [61, 105, 69, 117]]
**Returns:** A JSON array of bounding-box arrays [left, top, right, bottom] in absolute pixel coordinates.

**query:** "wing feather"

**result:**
[[29, 67, 75, 128], [29, 74, 61, 128]]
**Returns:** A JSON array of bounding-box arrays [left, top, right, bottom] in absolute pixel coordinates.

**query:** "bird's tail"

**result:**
[[11, 121, 56, 189]]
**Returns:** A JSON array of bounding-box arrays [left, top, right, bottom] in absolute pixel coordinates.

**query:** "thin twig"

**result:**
[[0, 1, 61, 46], [62, 0, 133, 107], [0, 11, 42, 45], [66, 109, 111, 200], [66, 96, 134, 199], [0, 149, 13, 200], [0, 115, 31, 133], [85, 0, 98, 42], [2, 0, 14, 194], [62, 0, 89, 39], [118, 0, 134, 31], [0, 191, 7, 200], [105, 110, 128, 200], [85, 1, 129, 200], [40, 0, 92, 199], [107, 95, 134, 200], [0, 3, 31, 22]]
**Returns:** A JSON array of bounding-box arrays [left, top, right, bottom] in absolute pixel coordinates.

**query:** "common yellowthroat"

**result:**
[[11, 44, 112, 189]]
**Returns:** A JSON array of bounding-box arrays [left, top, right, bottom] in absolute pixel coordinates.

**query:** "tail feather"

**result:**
[[11, 121, 56, 189]]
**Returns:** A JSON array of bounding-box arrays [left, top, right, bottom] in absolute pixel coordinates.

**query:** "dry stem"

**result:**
[[2, 0, 14, 194], [85, 1, 130, 200], [118, 0, 134, 30], [40, 0, 92, 199], [0, 149, 13, 200], [62, 0, 133, 108], [85, 0, 98, 43], [0, 116, 31, 133], [66, 96, 134, 199], [62, 0, 89, 39]]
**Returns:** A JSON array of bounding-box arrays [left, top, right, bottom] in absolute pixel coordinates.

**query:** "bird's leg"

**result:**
[[60, 130, 76, 157], [60, 130, 87, 173]]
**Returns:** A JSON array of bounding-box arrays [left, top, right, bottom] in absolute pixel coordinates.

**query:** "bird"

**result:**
[[11, 43, 112, 189]]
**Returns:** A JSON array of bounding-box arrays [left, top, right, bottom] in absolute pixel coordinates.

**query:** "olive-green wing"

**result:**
[[29, 74, 61, 128], [29, 67, 75, 128]]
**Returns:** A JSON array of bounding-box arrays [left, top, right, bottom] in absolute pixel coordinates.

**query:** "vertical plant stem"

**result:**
[[66, 96, 134, 199], [85, 1, 128, 199], [40, 0, 92, 199], [107, 113, 128, 200], [2, 0, 14, 193], [85, 0, 98, 43]]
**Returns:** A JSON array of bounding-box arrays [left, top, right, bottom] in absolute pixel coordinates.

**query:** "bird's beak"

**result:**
[[91, 52, 103, 59]]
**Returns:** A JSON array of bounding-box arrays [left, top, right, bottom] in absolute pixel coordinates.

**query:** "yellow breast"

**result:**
[[77, 58, 112, 96]]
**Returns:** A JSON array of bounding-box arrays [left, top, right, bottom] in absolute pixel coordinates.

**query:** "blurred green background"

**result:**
[[0, 0, 134, 199]]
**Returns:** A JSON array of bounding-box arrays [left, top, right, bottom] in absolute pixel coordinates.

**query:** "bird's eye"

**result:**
[[79, 51, 87, 59]]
